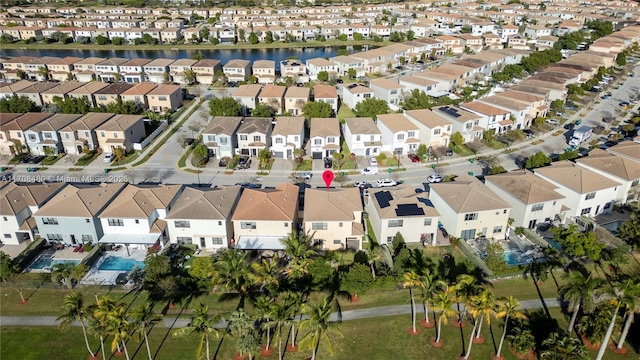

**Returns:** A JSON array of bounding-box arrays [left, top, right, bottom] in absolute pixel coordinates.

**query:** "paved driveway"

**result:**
[[271, 159, 291, 172]]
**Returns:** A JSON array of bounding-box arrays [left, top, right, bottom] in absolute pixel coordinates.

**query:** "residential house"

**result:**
[[459, 101, 512, 134], [304, 187, 364, 250], [534, 161, 621, 218], [33, 182, 127, 246], [313, 84, 339, 114], [231, 183, 299, 250], [485, 169, 567, 229], [15, 82, 59, 107], [146, 84, 183, 112], [341, 84, 374, 109], [47, 56, 82, 81], [270, 116, 305, 159], [283, 86, 310, 116], [257, 84, 286, 115], [305, 58, 338, 81], [60, 112, 115, 155], [96, 114, 145, 153], [236, 117, 273, 157], [165, 186, 242, 250], [309, 117, 340, 159], [342, 117, 382, 157], [143, 58, 174, 84], [252, 60, 276, 85], [330, 55, 364, 78], [0, 80, 35, 99], [169, 59, 197, 84], [119, 58, 152, 83], [0, 182, 66, 245], [160, 27, 182, 44], [524, 25, 552, 39], [477, 95, 533, 129], [0, 113, 52, 155], [280, 59, 308, 83], [429, 176, 511, 240], [432, 105, 484, 143], [94, 57, 129, 82], [224, 59, 251, 82], [0, 113, 26, 155], [192, 59, 222, 85], [120, 82, 157, 110], [365, 185, 440, 246], [67, 81, 109, 108], [202, 116, 242, 159], [369, 78, 405, 106], [232, 84, 262, 115], [404, 109, 452, 149], [575, 149, 640, 204], [376, 113, 420, 155], [23, 56, 59, 81], [94, 83, 133, 108], [98, 184, 183, 249], [40, 80, 85, 106], [24, 114, 81, 156]]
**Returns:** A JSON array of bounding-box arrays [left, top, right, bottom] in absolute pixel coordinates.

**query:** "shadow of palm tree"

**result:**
[[523, 309, 559, 356], [152, 300, 191, 360]]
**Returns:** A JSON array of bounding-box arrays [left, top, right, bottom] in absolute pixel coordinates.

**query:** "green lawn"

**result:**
[[337, 105, 356, 122], [41, 155, 63, 166], [74, 152, 99, 166], [294, 159, 312, 171], [450, 145, 474, 157]]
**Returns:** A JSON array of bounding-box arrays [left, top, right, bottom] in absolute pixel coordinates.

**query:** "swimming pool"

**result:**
[[98, 256, 145, 271], [504, 250, 533, 266], [544, 237, 563, 251], [28, 256, 80, 270], [600, 220, 625, 234]]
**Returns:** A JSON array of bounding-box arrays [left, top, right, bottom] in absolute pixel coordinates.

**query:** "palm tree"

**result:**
[[51, 263, 76, 289], [559, 271, 604, 334], [106, 304, 132, 360], [419, 271, 447, 327], [173, 303, 221, 360], [454, 274, 480, 326], [250, 256, 281, 297], [132, 302, 162, 360], [615, 279, 640, 350], [402, 270, 422, 334], [56, 292, 97, 359], [253, 295, 274, 354], [91, 295, 117, 360], [215, 249, 252, 306], [285, 291, 305, 352], [507, 326, 535, 358], [282, 231, 317, 278], [595, 279, 636, 360], [542, 332, 588, 360], [299, 297, 342, 360], [367, 237, 384, 280], [429, 289, 457, 345], [472, 288, 496, 339], [264, 299, 296, 360], [462, 290, 493, 360], [495, 296, 526, 359]]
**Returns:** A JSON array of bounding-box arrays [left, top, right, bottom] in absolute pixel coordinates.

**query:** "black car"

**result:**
[[28, 156, 45, 164], [336, 79, 344, 84], [218, 157, 230, 167], [564, 123, 575, 129], [184, 138, 196, 146], [445, 149, 454, 156], [235, 182, 261, 189], [19, 155, 32, 164], [324, 157, 333, 168]]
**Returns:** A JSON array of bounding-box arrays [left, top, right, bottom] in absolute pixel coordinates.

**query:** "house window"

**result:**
[[294, 136, 299, 142], [388, 220, 403, 227], [135, 219, 139, 224], [466, 123, 472, 130], [493, 226, 502, 233], [314, 139, 322, 145], [581, 208, 591, 215], [47, 234, 63, 241], [339, 222, 343, 227], [386, 236, 394, 242], [42, 218, 58, 225], [212, 237, 223, 245], [2, 217, 6, 221], [81, 235, 93, 242], [44, 133, 52, 139], [240, 135, 248, 141], [218, 221, 222, 226], [585, 192, 596, 200], [531, 203, 544, 212], [284, 222, 288, 227], [327, 137, 335, 144], [356, 135, 361, 141], [312, 222, 328, 230], [207, 135, 216, 142], [85, 131, 90, 137], [464, 213, 478, 221], [424, 218, 432, 226], [275, 138, 283, 144], [100, 132, 105, 137], [434, 129, 441, 135], [65, 133, 70, 139], [253, 135, 261, 141], [4, 234, 11, 239], [397, 134, 405, 140], [176, 237, 192, 244], [390, 90, 397, 95], [158, 96, 167, 101], [241, 222, 256, 229], [108, 219, 124, 226], [219, 138, 228, 145], [28, 134, 36, 141], [174, 220, 190, 228], [85, 219, 90, 223], [333, 239, 341, 245], [408, 131, 415, 138]]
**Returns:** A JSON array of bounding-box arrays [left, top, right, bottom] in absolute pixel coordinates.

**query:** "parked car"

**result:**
[[360, 167, 379, 175], [29, 155, 45, 164], [565, 123, 575, 129], [368, 157, 378, 166], [324, 157, 333, 168], [408, 153, 420, 162], [427, 174, 444, 183], [183, 138, 196, 146], [19, 155, 32, 164], [235, 182, 261, 189], [295, 172, 312, 180], [545, 119, 560, 125], [619, 101, 630, 107], [218, 157, 230, 167], [354, 181, 373, 189], [103, 153, 114, 163], [376, 178, 397, 187], [445, 149, 454, 156], [601, 93, 612, 99]]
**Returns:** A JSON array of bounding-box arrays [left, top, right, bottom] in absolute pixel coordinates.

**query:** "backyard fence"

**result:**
[[522, 228, 551, 248], [458, 240, 493, 276], [13, 238, 46, 271], [133, 121, 169, 151], [80, 244, 105, 268]]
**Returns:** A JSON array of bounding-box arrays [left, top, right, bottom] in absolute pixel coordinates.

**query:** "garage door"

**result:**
[[273, 151, 284, 159], [312, 152, 323, 160]]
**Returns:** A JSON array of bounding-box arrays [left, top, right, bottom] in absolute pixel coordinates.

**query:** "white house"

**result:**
[[534, 161, 621, 218], [202, 116, 242, 159], [236, 117, 273, 157], [429, 176, 511, 240], [432, 105, 485, 143], [305, 58, 338, 81], [165, 186, 242, 250], [369, 78, 405, 106], [376, 113, 420, 155], [342, 117, 382, 157], [270, 116, 305, 160], [404, 109, 452, 149], [341, 84, 374, 109], [232, 84, 262, 116], [309, 117, 340, 160], [575, 149, 640, 204], [24, 114, 82, 156]]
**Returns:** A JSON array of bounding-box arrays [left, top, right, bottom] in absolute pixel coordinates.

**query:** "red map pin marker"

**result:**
[[322, 170, 334, 189]]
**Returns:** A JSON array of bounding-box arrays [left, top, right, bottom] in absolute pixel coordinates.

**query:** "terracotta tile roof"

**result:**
[[344, 117, 380, 135], [303, 187, 362, 221], [0, 182, 66, 216], [272, 116, 304, 136], [237, 117, 272, 134], [99, 184, 182, 218], [534, 160, 622, 194], [485, 169, 565, 205], [203, 116, 242, 136], [430, 176, 511, 213], [576, 149, 640, 181], [231, 183, 299, 221], [165, 185, 241, 220], [376, 113, 418, 133], [34, 182, 127, 217], [309, 117, 339, 137], [313, 83, 337, 99]]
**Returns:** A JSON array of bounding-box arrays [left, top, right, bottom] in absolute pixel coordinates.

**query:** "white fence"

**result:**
[[133, 121, 168, 151]]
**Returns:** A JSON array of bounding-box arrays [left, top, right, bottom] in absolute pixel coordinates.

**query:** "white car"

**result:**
[[545, 119, 560, 125], [295, 172, 312, 180], [103, 153, 114, 163], [376, 178, 397, 187], [368, 157, 378, 167], [360, 167, 379, 175], [427, 174, 444, 183]]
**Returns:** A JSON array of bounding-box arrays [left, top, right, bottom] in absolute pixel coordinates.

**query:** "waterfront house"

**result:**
[[252, 60, 276, 85], [305, 57, 338, 81], [119, 58, 152, 83], [143, 58, 174, 84], [47, 57, 83, 82], [169, 58, 197, 84], [192, 59, 222, 85], [71, 57, 106, 82], [94, 57, 128, 83], [280, 59, 308, 83], [224, 59, 251, 82]]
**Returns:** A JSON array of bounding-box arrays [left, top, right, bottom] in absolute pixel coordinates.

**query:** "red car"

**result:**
[[408, 153, 420, 162]]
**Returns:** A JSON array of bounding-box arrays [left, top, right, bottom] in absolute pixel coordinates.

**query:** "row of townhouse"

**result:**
[[4, 140, 637, 251], [230, 83, 338, 117], [201, 115, 340, 161], [0, 112, 149, 156], [0, 80, 183, 113]]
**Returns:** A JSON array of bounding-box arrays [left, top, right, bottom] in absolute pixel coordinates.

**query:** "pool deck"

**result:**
[[52, 247, 87, 261], [595, 211, 630, 225], [80, 248, 147, 286], [0, 241, 30, 259]]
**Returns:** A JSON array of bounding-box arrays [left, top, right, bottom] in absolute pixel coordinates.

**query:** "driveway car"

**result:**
[[354, 181, 373, 189], [445, 149, 454, 156], [427, 174, 444, 183], [324, 158, 333, 168], [368, 157, 378, 167], [19, 155, 32, 164], [184, 138, 195, 146], [619, 101, 630, 107], [545, 119, 560, 125], [235, 182, 261, 189], [408, 153, 420, 162], [103, 153, 114, 163], [295, 172, 312, 180], [218, 157, 230, 167], [376, 178, 397, 187], [360, 167, 379, 175], [29, 155, 45, 164]]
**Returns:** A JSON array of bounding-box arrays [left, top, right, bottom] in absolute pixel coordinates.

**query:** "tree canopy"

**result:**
[[525, 151, 551, 169], [209, 97, 242, 117], [354, 98, 390, 118], [0, 95, 38, 113], [302, 101, 333, 119], [551, 225, 605, 261]]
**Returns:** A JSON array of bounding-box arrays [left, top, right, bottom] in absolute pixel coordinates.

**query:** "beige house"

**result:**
[[94, 83, 133, 108], [232, 84, 262, 115], [0, 113, 53, 155], [404, 109, 452, 149], [236, 117, 272, 157], [575, 149, 640, 204], [0, 113, 25, 155], [223, 59, 251, 82], [284, 86, 310, 116], [47, 56, 83, 81], [192, 59, 222, 85], [67, 81, 109, 107], [365, 185, 441, 246], [146, 84, 183, 112], [303, 187, 364, 250], [143, 58, 174, 84], [169, 58, 197, 84], [257, 84, 286, 115], [15, 82, 59, 107], [96, 114, 145, 153], [40, 80, 85, 106], [60, 112, 115, 155], [121, 82, 157, 109], [252, 60, 276, 84], [231, 183, 299, 250], [0, 80, 35, 99], [313, 84, 339, 114], [71, 57, 106, 82], [429, 176, 511, 240]]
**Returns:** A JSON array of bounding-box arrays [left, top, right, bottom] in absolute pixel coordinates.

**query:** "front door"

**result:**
[[251, 148, 258, 157], [77, 145, 83, 153], [286, 149, 292, 158], [70, 235, 76, 245]]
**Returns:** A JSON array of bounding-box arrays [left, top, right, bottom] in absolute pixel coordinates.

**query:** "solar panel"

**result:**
[[438, 106, 450, 113], [375, 191, 393, 208], [395, 204, 425, 217]]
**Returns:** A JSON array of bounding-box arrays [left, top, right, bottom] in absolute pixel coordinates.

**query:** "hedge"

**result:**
[[13, 238, 46, 270], [458, 239, 493, 276]]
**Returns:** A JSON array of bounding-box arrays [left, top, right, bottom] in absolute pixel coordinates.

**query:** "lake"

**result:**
[[1, 45, 370, 69]]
